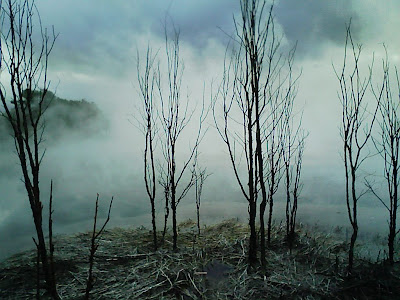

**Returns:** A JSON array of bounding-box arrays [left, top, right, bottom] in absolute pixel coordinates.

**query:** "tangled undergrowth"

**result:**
[[0, 219, 399, 299]]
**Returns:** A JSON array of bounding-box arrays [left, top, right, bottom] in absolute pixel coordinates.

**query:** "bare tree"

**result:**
[[279, 59, 306, 249], [214, 32, 258, 266], [136, 46, 158, 251], [214, 0, 298, 266], [157, 23, 206, 251], [367, 48, 400, 265], [158, 162, 170, 241], [0, 0, 59, 297], [283, 127, 306, 250], [334, 23, 379, 273], [264, 91, 285, 248], [85, 194, 114, 299], [194, 157, 210, 235]]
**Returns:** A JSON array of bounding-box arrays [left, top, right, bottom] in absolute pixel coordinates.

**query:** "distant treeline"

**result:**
[[0, 90, 108, 142]]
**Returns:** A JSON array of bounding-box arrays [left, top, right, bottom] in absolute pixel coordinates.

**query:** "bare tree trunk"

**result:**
[[267, 176, 275, 245], [255, 73, 268, 267], [348, 224, 358, 272], [162, 184, 170, 241], [259, 197, 267, 263], [285, 164, 291, 238], [348, 171, 358, 271], [170, 157, 178, 250]]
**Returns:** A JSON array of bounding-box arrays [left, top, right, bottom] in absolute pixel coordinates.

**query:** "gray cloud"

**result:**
[[33, 0, 238, 77], [29, 0, 397, 78], [146, 0, 238, 51], [274, 0, 360, 57]]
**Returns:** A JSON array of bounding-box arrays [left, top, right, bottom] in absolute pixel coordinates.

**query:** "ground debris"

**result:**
[[0, 219, 399, 299]]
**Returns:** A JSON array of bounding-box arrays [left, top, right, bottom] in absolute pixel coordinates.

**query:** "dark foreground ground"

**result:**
[[0, 219, 399, 299]]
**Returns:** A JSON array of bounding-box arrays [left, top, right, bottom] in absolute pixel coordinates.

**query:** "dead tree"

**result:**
[[367, 48, 400, 265], [214, 0, 298, 266], [290, 136, 305, 244], [194, 158, 210, 235], [158, 162, 170, 241], [157, 23, 206, 251], [214, 36, 259, 266], [85, 194, 113, 300], [136, 46, 158, 251], [334, 23, 379, 273], [0, 1, 59, 297], [279, 56, 305, 248], [283, 127, 306, 250], [264, 91, 285, 248]]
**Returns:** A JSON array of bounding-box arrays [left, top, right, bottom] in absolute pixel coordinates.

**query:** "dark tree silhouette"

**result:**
[[137, 46, 158, 251], [85, 194, 113, 299], [0, 0, 59, 297], [137, 22, 207, 251], [194, 157, 210, 235], [367, 47, 400, 265], [214, 0, 298, 266], [334, 23, 380, 273], [282, 126, 306, 250]]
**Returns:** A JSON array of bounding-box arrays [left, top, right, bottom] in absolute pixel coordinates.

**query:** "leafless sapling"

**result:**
[[0, 0, 59, 297], [136, 46, 158, 251], [283, 127, 306, 250], [194, 157, 210, 235], [279, 58, 305, 248], [157, 23, 206, 251], [213, 39, 259, 265], [263, 38, 300, 253], [334, 23, 379, 273], [85, 194, 114, 300], [158, 162, 170, 242], [264, 88, 285, 248], [366, 48, 400, 265]]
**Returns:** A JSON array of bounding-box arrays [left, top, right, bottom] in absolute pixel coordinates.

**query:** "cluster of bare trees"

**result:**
[[335, 23, 400, 272], [3, 1, 400, 298], [213, 0, 305, 266], [136, 23, 207, 251], [136, 0, 309, 270]]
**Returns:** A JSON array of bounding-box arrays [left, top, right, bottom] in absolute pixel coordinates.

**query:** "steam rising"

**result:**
[[1, 0, 399, 261]]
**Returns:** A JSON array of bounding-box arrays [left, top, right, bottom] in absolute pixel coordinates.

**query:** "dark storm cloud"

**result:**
[[274, 0, 360, 58]]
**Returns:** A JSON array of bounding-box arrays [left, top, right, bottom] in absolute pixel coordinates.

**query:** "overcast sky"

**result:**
[[1, 0, 400, 260]]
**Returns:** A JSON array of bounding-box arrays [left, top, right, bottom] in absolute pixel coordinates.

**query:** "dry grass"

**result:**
[[0, 219, 399, 299]]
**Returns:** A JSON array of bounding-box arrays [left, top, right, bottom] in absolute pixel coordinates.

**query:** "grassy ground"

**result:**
[[0, 219, 399, 299]]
